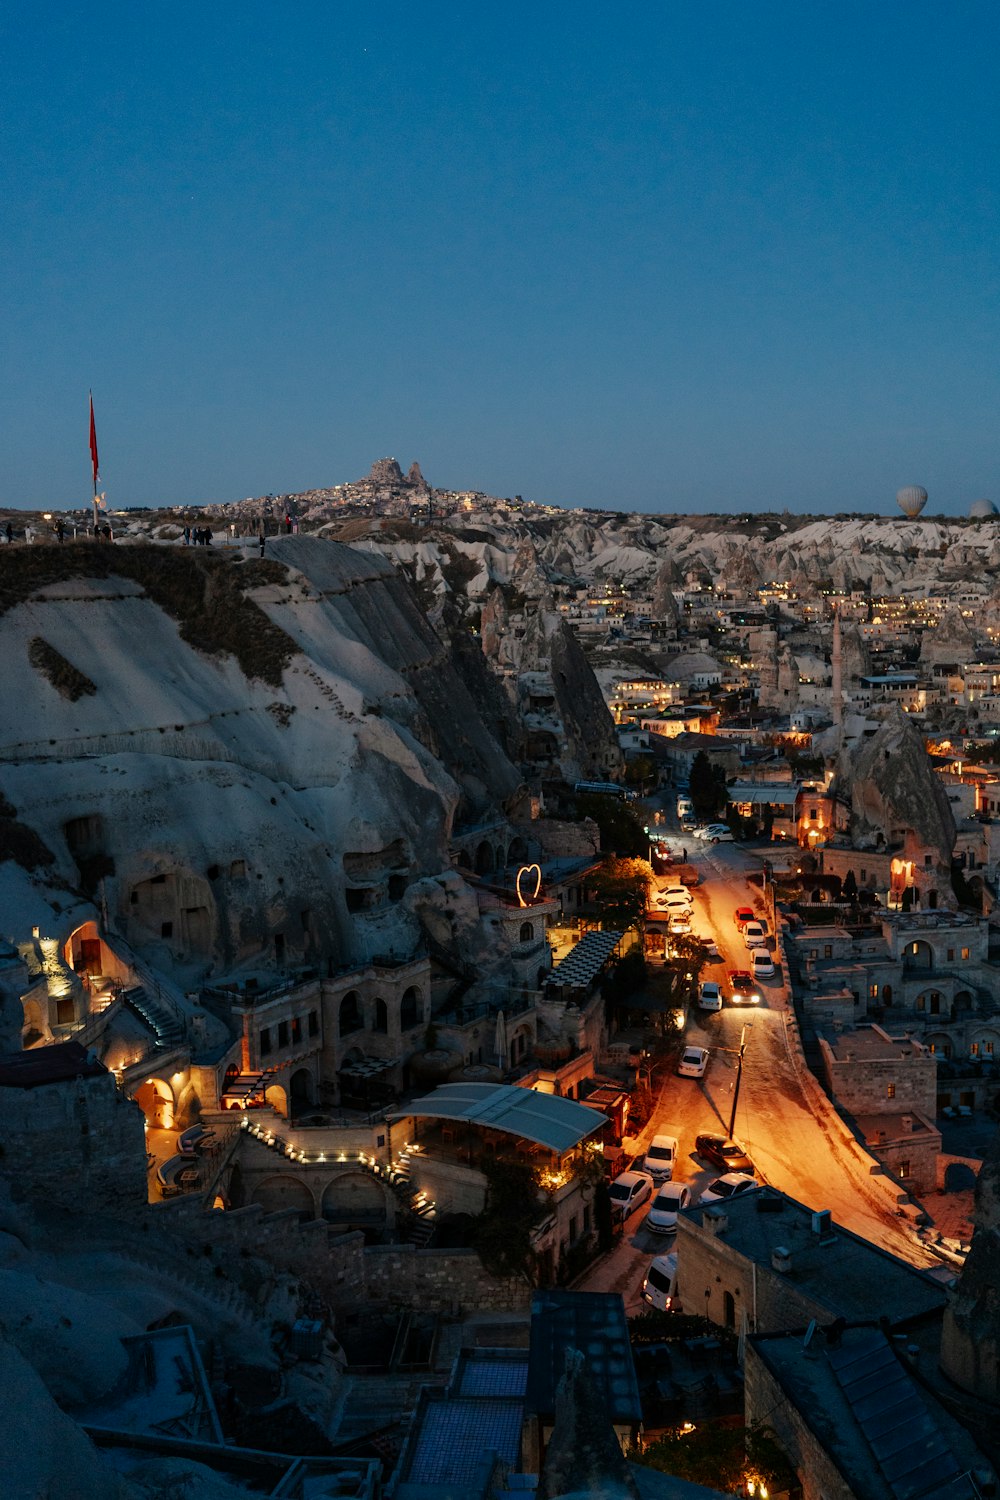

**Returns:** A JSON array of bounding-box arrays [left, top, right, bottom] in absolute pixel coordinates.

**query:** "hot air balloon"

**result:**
[[969, 498, 998, 520], [896, 485, 928, 519]]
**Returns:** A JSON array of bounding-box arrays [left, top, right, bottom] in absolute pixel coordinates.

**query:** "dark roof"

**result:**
[[827, 1331, 977, 1500], [682, 1188, 946, 1326], [527, 1289, 642, 1424], [0, 1040, 107, 1090], [750, 1328, 983, 1500]]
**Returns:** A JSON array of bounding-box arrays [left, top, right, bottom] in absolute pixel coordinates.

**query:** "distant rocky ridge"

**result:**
[[168, 463, 1000, 611]]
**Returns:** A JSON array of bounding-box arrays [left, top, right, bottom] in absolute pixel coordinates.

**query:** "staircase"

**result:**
[[381, 1151, 437, 1245], [121, 985, 184, 1048], [223, 1069, 278, 1106]]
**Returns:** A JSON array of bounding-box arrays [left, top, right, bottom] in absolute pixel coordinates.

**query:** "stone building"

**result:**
[[745, 1325, 987, 1500], [0, 1040, 147, 1212], [941, 1129, 1000, 1409], [815, 1024, 941, 1191], [673, 1186, 946, 1335], [790, 910, 1000, 1079]]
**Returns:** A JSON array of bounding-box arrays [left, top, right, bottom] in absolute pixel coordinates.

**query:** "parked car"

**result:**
[[699, 1172, 758, 1205], [645, 1182, 692, 1234], [707, 828, 734, 843], [695, 1133, 755, 1174], [641, 1252, 677, 1311], [608, 1170, 654, 1220], [668, 913, 691, 934], [728, 970, 761, 1005], [743, 921, 767, 949], [734, 906, 755, 928], [660, 885, 693, 905], [677, 1045, 710, 1078], [698, 981, 723, 1011], [642, 1133, 679, 1180], [750, 949, 775, 979]]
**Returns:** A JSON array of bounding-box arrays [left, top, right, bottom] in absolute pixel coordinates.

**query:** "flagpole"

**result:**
[[89, 391, 100, 538]]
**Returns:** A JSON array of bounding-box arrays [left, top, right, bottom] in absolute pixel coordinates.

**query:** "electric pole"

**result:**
[[728, 1023, 753, 1139]]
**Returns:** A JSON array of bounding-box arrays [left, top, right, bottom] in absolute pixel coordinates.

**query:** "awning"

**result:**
[[339, 1056, 394, 1079], [389, 1083, 606, 1154], [545, 930, 624, 989]]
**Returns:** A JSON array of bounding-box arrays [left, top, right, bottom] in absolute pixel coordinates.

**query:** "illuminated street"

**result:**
[[581, 834, 946, 1309]]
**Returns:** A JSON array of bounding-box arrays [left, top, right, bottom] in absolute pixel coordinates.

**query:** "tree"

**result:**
[[642, 1421, 795, 1494], [624, 754, 657, 792], [842, 868, 858, 901], [590, 857, 652, 932], [473, 1160, 545, 1282], [689, 751, 727, 818], [575, 794, 649, 856], [667, 934, 711, 996]]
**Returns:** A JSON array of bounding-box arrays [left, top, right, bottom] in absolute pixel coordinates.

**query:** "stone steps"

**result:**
[[121, 985, 184, 1047]]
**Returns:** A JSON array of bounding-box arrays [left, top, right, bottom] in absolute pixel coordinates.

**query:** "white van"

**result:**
[[642, 1133, 679, 1181], [641, 1252, 678, 1312]]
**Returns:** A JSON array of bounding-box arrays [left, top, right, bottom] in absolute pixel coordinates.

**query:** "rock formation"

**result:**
[[537, 1348, 639, 1499], [0, 538, 522, 982], [650, 560, 681, 626], [367, 457, 405, 486], [480, 585, 508, 662], [839, 707, 956, 898], [920, 603, 976, 668]]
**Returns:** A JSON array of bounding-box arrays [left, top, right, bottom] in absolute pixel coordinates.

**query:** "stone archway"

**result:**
[[264, 1082, 288, 1116], [944, 1162, 977, 1192], [289, 1068, 314, 1113], [250, 1174, 314, 1217], [400, 986, 422, 1031], [904, 940, 934, 971], [133, 1076, 175, 1130], [320, 1171, 390, 1227]]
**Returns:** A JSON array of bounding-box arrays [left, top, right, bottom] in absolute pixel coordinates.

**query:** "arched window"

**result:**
[[372, 998, 388, 1033], [723, 1291, 736, 1329], [339, 991, 363, 1036], [400, 986, 421, 1031], [519, 921, 534, 943]]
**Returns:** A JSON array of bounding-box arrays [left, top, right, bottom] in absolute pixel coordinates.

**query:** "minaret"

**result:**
[[832, 604, 843, 750]]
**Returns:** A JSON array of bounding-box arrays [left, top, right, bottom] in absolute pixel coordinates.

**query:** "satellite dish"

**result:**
[[896, 485, 928, 519]]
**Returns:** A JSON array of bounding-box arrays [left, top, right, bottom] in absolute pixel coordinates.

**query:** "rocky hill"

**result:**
[[0, 537, 523, 985]]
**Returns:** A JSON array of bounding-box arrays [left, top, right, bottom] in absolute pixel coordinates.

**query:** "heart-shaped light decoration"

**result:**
[[516, 863, 543, 907]]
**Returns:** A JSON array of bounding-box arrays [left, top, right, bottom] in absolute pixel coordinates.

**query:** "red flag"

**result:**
[[89, 393, 99, 490]]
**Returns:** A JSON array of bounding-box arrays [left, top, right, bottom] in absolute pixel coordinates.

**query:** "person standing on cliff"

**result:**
[[4, 523, 12, 545], [258, 532, 266, 557]]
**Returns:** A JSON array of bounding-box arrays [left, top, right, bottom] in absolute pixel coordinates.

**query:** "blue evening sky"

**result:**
[[3, 4, 998, 514]]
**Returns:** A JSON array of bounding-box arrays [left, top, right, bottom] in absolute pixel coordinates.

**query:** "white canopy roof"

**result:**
[[390, 1083, 606, 1154]]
